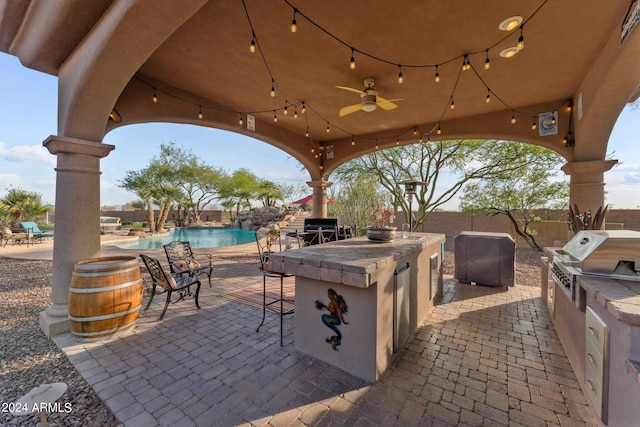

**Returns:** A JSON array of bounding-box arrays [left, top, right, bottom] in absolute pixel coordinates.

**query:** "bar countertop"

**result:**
[[269, 233, 445, 288]]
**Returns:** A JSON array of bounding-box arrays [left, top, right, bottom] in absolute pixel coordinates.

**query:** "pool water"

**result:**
[[113, 228, 256, 249]]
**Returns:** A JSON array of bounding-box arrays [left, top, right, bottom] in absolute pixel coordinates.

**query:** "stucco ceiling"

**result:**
[[1, 0, 639, 173]]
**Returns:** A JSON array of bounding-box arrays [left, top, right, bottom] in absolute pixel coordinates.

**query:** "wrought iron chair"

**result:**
[[139, 254, 201, 321], [255, 230, 295, 346], [163, 241, 213, 287]]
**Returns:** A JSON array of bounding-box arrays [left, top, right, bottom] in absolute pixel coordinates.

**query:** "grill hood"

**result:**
[[553, 230, 640, 277]]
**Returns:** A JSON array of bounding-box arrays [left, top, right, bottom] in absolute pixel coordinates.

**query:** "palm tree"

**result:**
[[0, 187, 52, 227]]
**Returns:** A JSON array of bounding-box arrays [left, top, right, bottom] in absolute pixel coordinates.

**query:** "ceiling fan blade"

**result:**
[[339, 103, 363, 117], [376, 97, 403, 110], [336, 85, 365, 94]]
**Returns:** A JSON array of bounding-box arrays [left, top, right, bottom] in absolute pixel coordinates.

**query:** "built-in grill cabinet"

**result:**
[[585, 306, 609, 424]]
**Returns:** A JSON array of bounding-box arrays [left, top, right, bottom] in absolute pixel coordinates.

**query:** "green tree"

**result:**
[[333, 140, 543, 230], [257, 179, 283, 207], [218, 168, 261, 215], [0, 187, 52, 227], [459, 145, 567, 251], [330, 176, 381, 236], [119, 142, 226, 232]]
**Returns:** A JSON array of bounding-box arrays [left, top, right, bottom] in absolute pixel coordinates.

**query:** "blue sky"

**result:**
[[1, 52, 639, 210]]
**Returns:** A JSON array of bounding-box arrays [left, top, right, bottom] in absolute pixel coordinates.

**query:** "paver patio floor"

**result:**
[[54, 259, 597, 426]]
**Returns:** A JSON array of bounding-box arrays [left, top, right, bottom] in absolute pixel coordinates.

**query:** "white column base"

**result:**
[[39, 304, 70, 337]]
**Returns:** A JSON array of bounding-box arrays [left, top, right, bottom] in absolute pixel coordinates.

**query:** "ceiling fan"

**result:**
[[335, 78, 402, 117]]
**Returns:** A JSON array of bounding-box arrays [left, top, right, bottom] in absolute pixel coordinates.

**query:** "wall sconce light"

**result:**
[[108, 109, 122, 123]]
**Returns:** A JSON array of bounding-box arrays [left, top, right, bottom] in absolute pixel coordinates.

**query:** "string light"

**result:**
[[511, 112, 516, 124], [351, 136, 355, 145], [305, 128, 309, 137], [301, 102, 306, 114], [419, 135, 423, 143], [531, 117, 537, 130], [449, 96, 455, 110], [484, 50, 491, 70], [249, 33, 256, 53], [290, 9, 297, 33], [486, 89, 491, 103], [239, 114, 243, 126], [152, 88, 158, 103], [349, 48, 356, 70], [198, 106, 203, 119], [326, 122, 330, 132], [375, 143, 379, 150], [273, 110, 278, 122], [437, 125, 442, 135], [413, 127, 418, 136], [294, 106, 298, 118], [284, 105, 288, 115], [270, 79, 275, 97], [397, 65, 404, 83], [462, 55, 471, 71], [396, 137, 400, 145], [517, 26, 525, 50], [434, 65, 440, 83]]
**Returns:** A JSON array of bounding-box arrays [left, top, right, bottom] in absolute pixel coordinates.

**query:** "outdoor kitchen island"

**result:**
[[269, 232, 445, 382]]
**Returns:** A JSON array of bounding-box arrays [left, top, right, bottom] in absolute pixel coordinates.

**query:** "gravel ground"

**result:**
[[0, 240, 544, 426]]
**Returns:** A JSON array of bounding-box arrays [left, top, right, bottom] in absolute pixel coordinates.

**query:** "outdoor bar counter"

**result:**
[[269, 232, 445, 382]]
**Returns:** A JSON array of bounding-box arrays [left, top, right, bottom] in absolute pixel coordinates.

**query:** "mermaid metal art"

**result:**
[[315, 288, 349, 350]]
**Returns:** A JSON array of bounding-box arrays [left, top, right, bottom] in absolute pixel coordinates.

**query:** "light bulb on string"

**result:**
[[413, 127, 418, 136], [301, 103, 306, 114], [427, 134, 431, 142], [284, 105, 288, 115], [249, 35, 256, 53], [437, 125, 442, 135], [270, 80, 275, 97], [198, 106, 203, 119], [351, 137, 355, 145], [486, 90, 491, 103], [305, 128, 309, 137], [375, 143, 379, 150], [239, 114, 243, 126], [396, 137, 400, 146], [462, 55, 470, 71], [349, 48, 356, 70], [273, 111, 278, 122], [152, 88, 158, 103], [326, 122, 330, 133], [450, 96, 455, 110], [531, 117, 537, 130], [434, 65, 440, 83], [484, 50, 491, 70], [294, 107, 298, 118], [397, 65, 403, 83], [511, 113, 516, 124], [290, 9, 297, 33], [419, 135, 423, 143], [517, 26, 525, 50]]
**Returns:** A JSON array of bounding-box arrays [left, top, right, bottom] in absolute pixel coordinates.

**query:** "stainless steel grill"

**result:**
[[546, 230, 640, 300]]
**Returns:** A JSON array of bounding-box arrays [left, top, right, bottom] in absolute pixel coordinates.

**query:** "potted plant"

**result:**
[[366, 200, 397, 242]]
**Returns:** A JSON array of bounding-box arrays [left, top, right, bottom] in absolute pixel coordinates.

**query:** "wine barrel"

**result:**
[[68, 256, 143, 341]]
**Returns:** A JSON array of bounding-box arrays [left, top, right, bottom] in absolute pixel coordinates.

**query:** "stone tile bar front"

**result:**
[[269, 233, 446, 382]]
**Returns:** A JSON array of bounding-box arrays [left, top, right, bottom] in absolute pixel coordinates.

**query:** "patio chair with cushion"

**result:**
[[139, 254, 201, 321], [2, 227, 34, 247], [18, 221, 54, 242], [163, 241, 213, 287], [255, 230, 295, 346]]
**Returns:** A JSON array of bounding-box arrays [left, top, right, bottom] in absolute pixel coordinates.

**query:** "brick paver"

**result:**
[[54, 259, 598, 426]]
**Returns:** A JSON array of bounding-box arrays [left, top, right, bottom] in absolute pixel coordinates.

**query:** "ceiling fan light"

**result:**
[[361, 103, 377, 112]]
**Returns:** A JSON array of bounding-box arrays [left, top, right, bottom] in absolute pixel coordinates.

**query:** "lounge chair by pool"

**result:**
[[19, 221, 54, 241]]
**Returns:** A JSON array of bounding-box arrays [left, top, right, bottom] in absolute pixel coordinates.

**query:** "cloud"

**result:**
[[0, 173, 25, 190], [0, 141, 56, 165]]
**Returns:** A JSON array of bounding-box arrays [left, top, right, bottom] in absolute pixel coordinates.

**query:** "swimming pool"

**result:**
[[112, 228, 256, 250]]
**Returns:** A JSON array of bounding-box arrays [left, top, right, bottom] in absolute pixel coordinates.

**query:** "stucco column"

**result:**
[[561, 159, 618, 223], [40, 136, 115, 337], [307, 180, 332, 218]]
